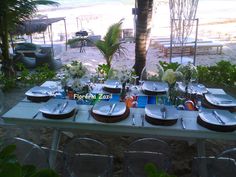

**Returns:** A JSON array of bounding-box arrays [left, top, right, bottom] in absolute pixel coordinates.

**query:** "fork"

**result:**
[[32, 111, 40, 119], [141, 114, 145, 127], [88, 105, 94, 120], [132, 114, 135, 126], [180, 117, 186, 129], [73, 109, 78, 122]]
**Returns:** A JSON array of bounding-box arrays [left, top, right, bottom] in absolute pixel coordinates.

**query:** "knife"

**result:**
[[212, 110, 225, 125], [219, 100, 232, 104], [180, 117, 186, 129], [73, 109, 78, 122], [59, 101, 69, 113], [31, 91, 49, 95], [108, 103, 117, 116]]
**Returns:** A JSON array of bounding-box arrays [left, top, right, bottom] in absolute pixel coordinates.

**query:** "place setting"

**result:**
[[102, 80, 122, 93], [38, 99, 77, 119], [197, 109, 236, 132], [91, 101, 130, 123], [203, 93, 236, 112], [141, 81, 168, 95], [144, 104, 179, 126], [176, 82, 208, 95], [25, 86, 56, 102]]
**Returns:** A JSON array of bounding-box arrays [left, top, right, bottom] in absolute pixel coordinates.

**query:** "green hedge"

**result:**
[[159, 60, 236, 87]]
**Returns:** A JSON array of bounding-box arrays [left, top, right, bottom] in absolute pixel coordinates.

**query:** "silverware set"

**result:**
[[59, 101, 69, 113], [212, 110, 225, 125]]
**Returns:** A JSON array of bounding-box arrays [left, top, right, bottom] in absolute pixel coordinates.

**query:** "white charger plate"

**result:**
[[92, 101, 126, 116], [25, 86, 53, 97], [145, 104, 178, 120], [39, 99, 77, 115], [177, 82, 208, 94], [205, 93, 236, 107], [104, 80, 122, 89], [142, 81, 168, 92], [199, 110, 236, 126]]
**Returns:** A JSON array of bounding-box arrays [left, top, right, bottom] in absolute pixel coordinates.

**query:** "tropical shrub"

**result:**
[[197, 60, 236, 86], [95, 19, 126, 69], [144, 163, 176, 177], [159, 61, 180, 71], [159, 60, 236, 87], [0, 143, 59, 177]]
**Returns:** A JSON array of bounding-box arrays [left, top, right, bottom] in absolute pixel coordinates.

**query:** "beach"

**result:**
[[33, 0, 236, 70]]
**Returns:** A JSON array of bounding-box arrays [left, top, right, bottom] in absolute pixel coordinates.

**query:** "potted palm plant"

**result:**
[[95, 19, 126, 77]]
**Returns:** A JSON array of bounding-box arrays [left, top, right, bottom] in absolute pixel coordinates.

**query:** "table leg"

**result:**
[[196, 139, 207, 177], [49, 129, 61, 169]]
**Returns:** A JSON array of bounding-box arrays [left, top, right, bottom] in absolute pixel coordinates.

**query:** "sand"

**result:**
[[31, 1, 236, 71]]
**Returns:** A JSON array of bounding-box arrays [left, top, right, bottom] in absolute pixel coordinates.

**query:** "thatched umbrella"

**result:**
[[11, 17, 68, 54]]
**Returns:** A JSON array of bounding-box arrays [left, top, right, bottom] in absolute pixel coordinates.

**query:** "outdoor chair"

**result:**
[[217, 148, 236, 160], [2, 137, 48, 169], [41, 147, 68, 177], [35, 47, 62, 70], [63, 137, 113, 177], [192, 156, 236, 177], [13, 52, 36, 69], [14, 42, 40, 57], [123, 138, 172, 177]]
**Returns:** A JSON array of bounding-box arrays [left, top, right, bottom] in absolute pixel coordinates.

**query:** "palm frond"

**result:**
[[32, 0, 59, 6], [95, 19, 125, 66]]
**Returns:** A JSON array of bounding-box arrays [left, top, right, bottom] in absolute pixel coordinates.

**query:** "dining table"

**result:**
[[1, 81, 236, 176]]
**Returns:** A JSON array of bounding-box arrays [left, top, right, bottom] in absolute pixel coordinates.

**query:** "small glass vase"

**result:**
[[120, 82, 127, 102], [167, 83, 177, 105]]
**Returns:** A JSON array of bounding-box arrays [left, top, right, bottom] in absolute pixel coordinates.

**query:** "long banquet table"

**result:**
[[1, 82, 236, 176]]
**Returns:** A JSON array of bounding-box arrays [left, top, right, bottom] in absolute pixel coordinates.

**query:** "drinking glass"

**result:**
[[196, 94, 202, 112]]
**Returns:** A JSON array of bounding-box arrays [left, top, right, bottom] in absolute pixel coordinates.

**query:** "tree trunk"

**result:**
[[0, 12, 15, 77], [134, 0, 153, 79]]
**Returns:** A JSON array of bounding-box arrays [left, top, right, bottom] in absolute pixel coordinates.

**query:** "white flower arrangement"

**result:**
[[63, 61, 87, 79], [108, 68, 134, 83], [162, 69, 183, 85], [61, 61, 89, 91]]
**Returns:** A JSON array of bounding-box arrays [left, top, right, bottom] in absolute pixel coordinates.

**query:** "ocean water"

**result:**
[[50, 0, 236, 18], [54, 0, 133, 7]]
